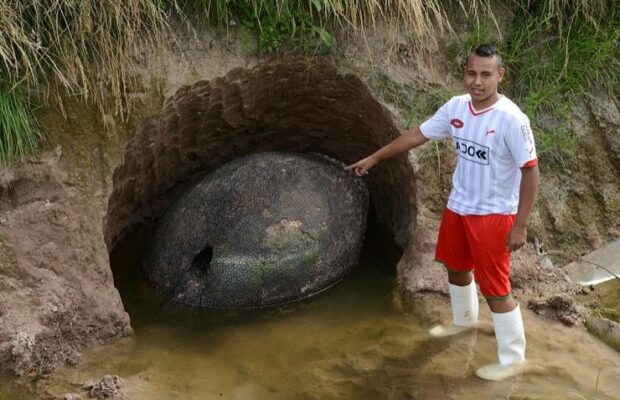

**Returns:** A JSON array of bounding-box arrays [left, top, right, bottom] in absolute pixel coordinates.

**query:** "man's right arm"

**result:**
[[345, 125, 429, 176]]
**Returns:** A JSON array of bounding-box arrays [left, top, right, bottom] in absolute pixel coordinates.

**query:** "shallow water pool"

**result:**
[[3, 231, 620, 400]]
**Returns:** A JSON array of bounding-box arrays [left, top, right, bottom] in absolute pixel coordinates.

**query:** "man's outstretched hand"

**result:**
[[345, 156, 378, 176]]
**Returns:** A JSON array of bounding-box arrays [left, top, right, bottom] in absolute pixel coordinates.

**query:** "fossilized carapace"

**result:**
[[144, 152, 369, 308]]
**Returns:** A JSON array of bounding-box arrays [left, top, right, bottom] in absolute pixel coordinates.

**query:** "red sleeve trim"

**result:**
[[522, 159, 538, 168]]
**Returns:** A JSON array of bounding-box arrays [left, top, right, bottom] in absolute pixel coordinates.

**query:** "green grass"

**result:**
[[503, 0, 618, 162], [405, 87, 452, 129], [462, 20, 493, 57], [592, 306, 619, 321], [230, 0, 333, 53], [0, 86, 42, 166], [170, 0, 453, 54], [507, 4, 620, 114]]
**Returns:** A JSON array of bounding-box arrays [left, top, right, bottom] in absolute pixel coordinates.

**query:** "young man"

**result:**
[[346, 44, 539, 381]]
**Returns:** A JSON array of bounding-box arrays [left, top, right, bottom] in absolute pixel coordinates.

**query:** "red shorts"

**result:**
[[435, 208, 516, 300]]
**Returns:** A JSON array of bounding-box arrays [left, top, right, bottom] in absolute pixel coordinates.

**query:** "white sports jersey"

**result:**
[[420, 94, 537, 215]]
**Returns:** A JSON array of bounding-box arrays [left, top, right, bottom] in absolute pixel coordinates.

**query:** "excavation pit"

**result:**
[[105, 57, 418, 309]]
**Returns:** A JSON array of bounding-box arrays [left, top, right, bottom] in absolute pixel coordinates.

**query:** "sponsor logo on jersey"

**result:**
[[454, 137, 489, 165], [450, 118, 464, 128], [520, 124, 536, 155], [485, 128, 496, 136]]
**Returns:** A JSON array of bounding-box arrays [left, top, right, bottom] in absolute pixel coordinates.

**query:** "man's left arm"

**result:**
[[507, 165, 540, 252]]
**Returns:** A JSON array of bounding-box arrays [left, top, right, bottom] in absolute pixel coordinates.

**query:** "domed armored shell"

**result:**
[[144, 152, 369, 308]]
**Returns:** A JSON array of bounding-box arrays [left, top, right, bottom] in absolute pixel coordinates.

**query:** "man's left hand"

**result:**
[[506, 225, 527, 252]]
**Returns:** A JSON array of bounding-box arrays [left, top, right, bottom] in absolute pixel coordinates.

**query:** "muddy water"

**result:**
[[3, 233, 620, 400]]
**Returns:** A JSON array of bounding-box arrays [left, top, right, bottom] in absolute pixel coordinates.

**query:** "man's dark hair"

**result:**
[[466, 43, 504, 69]]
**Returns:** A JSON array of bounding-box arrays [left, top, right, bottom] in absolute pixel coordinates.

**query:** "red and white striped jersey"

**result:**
[[420, 94, 538, 215]]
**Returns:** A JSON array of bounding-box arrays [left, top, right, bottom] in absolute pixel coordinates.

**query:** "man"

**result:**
[[346, 44, 539, 381]]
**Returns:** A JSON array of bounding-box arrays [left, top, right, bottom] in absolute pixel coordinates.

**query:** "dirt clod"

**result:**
[[82, 375, 124, 399], [528, 294, 586, 327]]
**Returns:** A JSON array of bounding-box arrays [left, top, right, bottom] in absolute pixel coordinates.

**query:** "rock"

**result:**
[[586, 317, 620, 351], [83, 375, 124, 399], [144, 152, 369, 308], [64, 393, 82, 400], [528, 294, 585, 327]]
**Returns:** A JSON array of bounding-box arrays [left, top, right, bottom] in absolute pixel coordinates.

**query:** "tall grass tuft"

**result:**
[[0, 0, 170, 165], [172, 0, 456, 51], [506, 0, 620, 113], [504, 0, 620, 160], [0, 86, 42, 167], [0, 1, 170, 119]]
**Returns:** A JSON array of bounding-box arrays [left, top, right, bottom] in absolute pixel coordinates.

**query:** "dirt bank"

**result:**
[[0, 149, 131, 376]]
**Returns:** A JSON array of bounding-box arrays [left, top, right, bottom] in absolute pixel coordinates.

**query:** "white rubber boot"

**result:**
[[475, 304, 526, 380], [429, 281, 479, 337]]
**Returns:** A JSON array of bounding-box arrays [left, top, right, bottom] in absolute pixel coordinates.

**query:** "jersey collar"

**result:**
[[468, 95, 504, 116]]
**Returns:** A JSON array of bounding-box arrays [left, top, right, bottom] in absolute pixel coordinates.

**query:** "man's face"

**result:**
[[464, 54, 505, 106]]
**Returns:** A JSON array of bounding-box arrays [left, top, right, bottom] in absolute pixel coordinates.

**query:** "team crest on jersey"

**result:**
[[454, 137, 489, 166], [450, 118, 464, 128]]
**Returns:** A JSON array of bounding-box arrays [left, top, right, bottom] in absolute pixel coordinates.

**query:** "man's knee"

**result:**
[[447, 270, 474, 286], [486, 296, 518, 313]]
